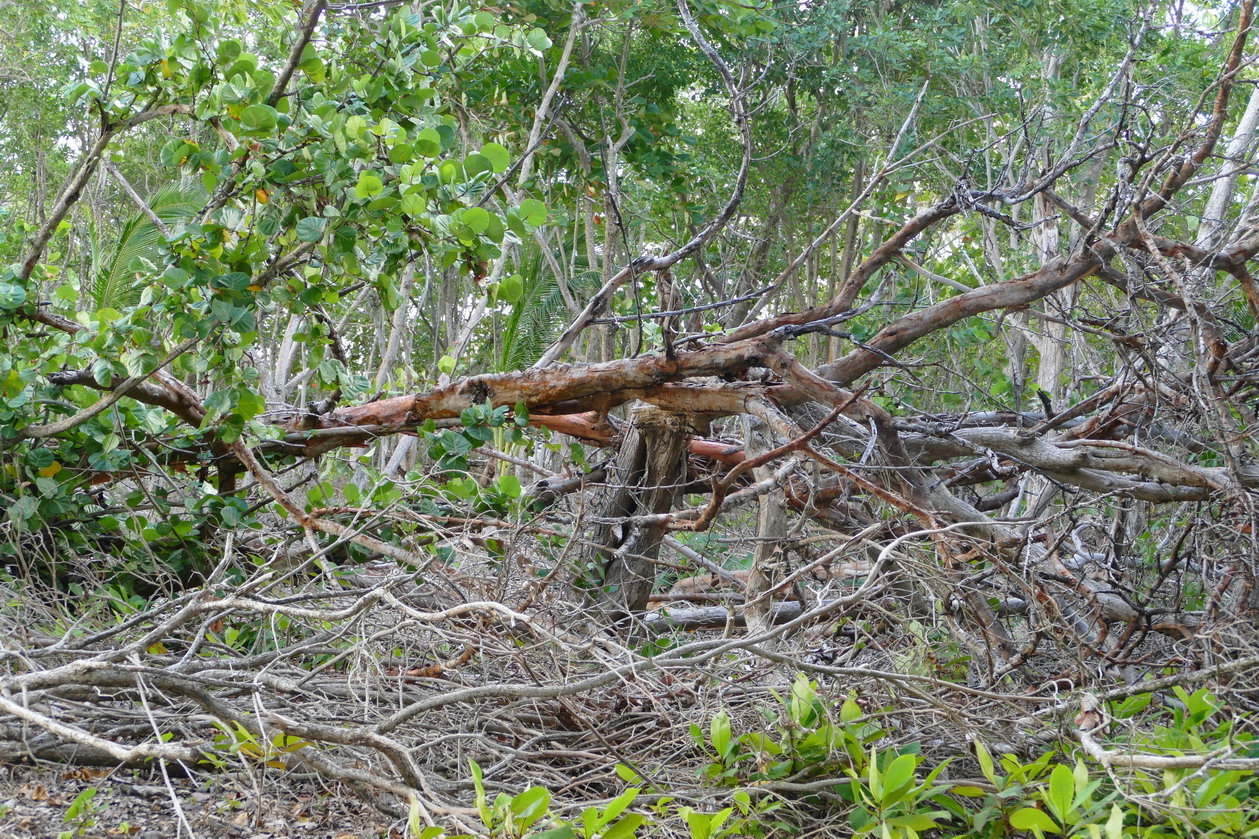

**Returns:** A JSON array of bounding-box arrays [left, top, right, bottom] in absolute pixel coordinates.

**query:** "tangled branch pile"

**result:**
[[2, 0, 1259, 833]]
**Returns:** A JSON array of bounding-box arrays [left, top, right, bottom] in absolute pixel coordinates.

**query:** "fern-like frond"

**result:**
[[92, 181, 204, 311], [498, 256, 599, 372]]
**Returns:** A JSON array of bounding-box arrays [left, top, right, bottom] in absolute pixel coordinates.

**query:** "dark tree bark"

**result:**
[[589, 406, 697, 615]]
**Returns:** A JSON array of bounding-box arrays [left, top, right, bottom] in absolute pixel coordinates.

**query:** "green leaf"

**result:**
[[469, 760, 490, 828], [1105, 804, 1124, 839], [973, 739, 997, 785], [213, 272, 251, 291], [389, 143, 414, 164], [420, 49, 442, 69], [355, 172, 384, 198], [438, 160, 463, 184], [239, 103, 278, 135], [295, 217, 327, 242], [509, 786, 550, 829], [93, 181, 202, 308], [601, 814, 646, 839], [0, 282, 26, 310], [463, 206, 490, 234], [217, 39, 242, 63], [888, 813, 944, 831], [614, 764, 642, 784], [438, 355, 456, 375], [599, 789, 639, 828], [8, 496, 39, 526], [710, 710, 731, 758], [445, 477, 475, 500], [480, 143, 510, 173], [415, 128, 442, 157], [64, 788, 97, 822], [484, 213, 505, 244], [498, 274, 524, 303], [526, 28, 552, 51], [1047, 764, 1074, 822], [373, 117, 399, 139], [495, 474, 521, 499], [1010, 807, 1060, 834], [840, 695, 862, 723], [951, 785, 988, 797], [683, 808, 710, 839], [235, 388, 266, 421], [879, 753, 917, 802], [519, 198, 547, 226], [401, 193, 427, 217], [159, 138, 192, 168], [298, 44, 323, 79], [464, 153, 492, 178]]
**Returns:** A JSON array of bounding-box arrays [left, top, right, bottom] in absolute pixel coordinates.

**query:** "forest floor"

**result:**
[[0, 763, 393, 839]]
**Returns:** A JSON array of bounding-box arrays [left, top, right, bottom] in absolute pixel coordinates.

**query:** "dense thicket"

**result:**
[[2, 0, 1259, 835]]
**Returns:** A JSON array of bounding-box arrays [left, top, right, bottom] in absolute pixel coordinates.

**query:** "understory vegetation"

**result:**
[[2, 0, 1259, 835]]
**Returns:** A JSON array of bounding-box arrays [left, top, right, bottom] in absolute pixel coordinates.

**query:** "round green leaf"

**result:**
[[373, 117, 400, 139], [239, 103, 278, 135], [483, 213, 505, 244], [518, 198, 547, 226], [298, 44, 322, 73], [400, 193, 427, 217], [295, 217, 327, 242], [526, 28, 552, 51], [159, 139, 191, 168], [355, 172, 384, 198], [463, 207, 491, 234], [217, 40, 242, 63], [480, 143, 511, 174], [420, 49, 442, 69], [496, 474, 522, 499], [463, 153, 492, 178], [388, 142, 414, 164], [0, 282, 27, 310], [213, 272, 251, 291], [498, 274, 524, 303], [345, 115, 367, 140], [415, 128, 442, 157], [224, 53, 257, 79], [438, 160, 463, 184]]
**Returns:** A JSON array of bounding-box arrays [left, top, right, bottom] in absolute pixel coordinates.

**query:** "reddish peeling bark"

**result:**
[[313, 337, 775, 429], [531, 413, 745, 465]]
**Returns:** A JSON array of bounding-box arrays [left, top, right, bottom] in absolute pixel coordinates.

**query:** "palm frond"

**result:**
[[498, 256, 599, 372], [92, 181, 204, 311]]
